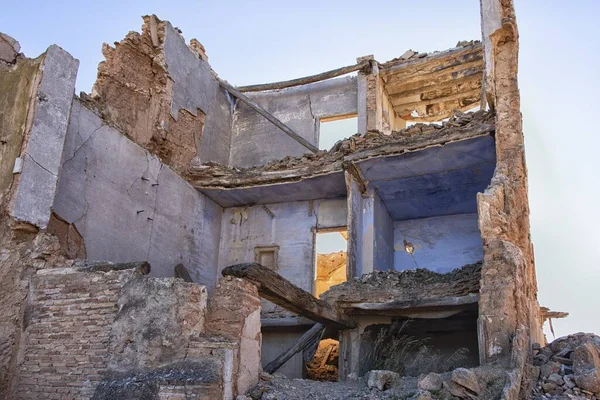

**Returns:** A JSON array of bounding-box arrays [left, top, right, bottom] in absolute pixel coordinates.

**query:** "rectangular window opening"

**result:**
[[318, 115, 358, 151]]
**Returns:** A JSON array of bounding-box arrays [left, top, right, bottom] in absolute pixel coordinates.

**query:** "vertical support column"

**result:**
[[477, 0, 542, 378], [356, 55, 386, 135], [345, 170, 364, 279]]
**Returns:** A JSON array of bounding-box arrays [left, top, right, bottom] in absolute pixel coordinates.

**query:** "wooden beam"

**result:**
[[222, 263, 356, 329], [391, 87, 481, 110], [263, 323, 325, 374], [340, 295, 479, 312], [383, 59, 483, 91], [236, 61, 370, 92], [219, 79, 319, 153], [174, 264, 193, 282], [387, 74, 482, 103], [379, 44, 482, 77]]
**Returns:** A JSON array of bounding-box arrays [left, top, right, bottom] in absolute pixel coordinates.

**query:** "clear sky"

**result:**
[[3, 0, 599, 339]]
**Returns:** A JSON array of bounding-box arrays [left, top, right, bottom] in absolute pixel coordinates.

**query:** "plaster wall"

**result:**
[[162, 22, 233, 165], [346, 174, 364, 278], [230, 77, 358, 168], [53, 99, 222, 286], [393, 213, 483, 273], [316, 198, 348, 229], [218, 201, 316, 296], [9, 46, 78, 229], [261, 329, 308, 379], [373, 192, 394, 271]]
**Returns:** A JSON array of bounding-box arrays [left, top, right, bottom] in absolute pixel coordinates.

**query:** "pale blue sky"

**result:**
[[3, 1, 599, 339]]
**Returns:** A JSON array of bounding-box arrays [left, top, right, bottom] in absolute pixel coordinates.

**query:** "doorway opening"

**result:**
[[314, 228, 348, 298]]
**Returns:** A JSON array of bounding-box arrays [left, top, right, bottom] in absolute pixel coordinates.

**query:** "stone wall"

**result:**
[[14, 263, 148, 400], [91, 15, 233, 174], [477, 0, 543, 397]]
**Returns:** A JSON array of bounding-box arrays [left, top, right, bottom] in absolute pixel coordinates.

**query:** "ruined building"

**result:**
[[0, 0, 567, 399]]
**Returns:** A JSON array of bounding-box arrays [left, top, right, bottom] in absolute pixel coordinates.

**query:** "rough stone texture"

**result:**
[[13, 263, 147, 400], [206, 276, 262, 396], [0, 232, 68, 399], [53, 99, 222, 283], [107, 277, 208, 372], [10, 45, 78, 229], [417, 372, 443, 392], [188, 109, 494, 189], [477, 1, 543, 398], [46, 212, 86, 259], [322, 261, 481, 305], [366, 370, 401, 391], [572, 342, 600, 393], [531, 333, 600, 399], [306, 339, 340, 382], [0, 52, 40, 212], [450, 367, 481, 396], [314, 251, 346, 298], [90, 15, 232, 174], [0, 33, 20, 64]]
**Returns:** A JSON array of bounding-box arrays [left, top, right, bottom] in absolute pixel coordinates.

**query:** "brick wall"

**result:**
[[15, 265, 144, 400]]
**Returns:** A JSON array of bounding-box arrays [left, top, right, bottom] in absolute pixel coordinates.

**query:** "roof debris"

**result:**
[[186, 109, 494, 189]]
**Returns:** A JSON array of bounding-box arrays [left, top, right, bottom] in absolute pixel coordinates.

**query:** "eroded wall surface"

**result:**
[[393, 213, 483, 273], [92, 16, 233, 174], [53, 99, 222, 285], [230, 77, 358, 167]]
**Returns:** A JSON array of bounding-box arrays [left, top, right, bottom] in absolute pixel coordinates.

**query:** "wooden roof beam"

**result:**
[[222, 263, 356, 329]]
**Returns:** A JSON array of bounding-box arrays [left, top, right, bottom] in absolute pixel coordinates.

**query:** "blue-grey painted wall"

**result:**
[[393, 213, 483, 273], [373, 192, 394, 271], [53, 99, 223, 287], [229, 76, 358, 168], [163, 22, 233, 166]]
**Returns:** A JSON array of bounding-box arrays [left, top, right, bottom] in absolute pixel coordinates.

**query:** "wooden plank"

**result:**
[[222, 263, 356, 329], [379, 44, 482, 78], [383, 58, 483, 92], [174, 264, 193, 282], [391, 87, 481, 110], [263, 323, 325, 374], [236, 61, 370, 92], [341, 294, 479, 311], [387, 74, 482, 103], [219, 79, 319, 153]]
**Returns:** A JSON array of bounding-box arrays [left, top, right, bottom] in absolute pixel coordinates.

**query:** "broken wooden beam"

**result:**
[[235, 60, 370, 92], [222, 263, 356, 329], [174, 264, 193, 282], [218, 79, 319, 154], [263, 323, 325, 374]]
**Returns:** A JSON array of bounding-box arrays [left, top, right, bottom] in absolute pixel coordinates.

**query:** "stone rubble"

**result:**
[[187, 110, 495, 187], [532, 333, 600, 399]]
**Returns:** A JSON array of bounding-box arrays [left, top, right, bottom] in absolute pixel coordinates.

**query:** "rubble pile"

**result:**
[[321, 262, 482, 304], [378, 40, 481, 68], [531, 333, 600, 399], [187, 110, 494, 187]]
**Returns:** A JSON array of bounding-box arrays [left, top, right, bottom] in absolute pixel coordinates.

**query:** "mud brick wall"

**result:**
[[14, 266, 144, 400]]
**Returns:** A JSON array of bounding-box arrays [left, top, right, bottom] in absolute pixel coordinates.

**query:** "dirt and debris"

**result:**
[[246, 365, 505, 400], [186, 110, 494, 188], [531, 333, 600, 399], [306, 339, 340, 382], [378, 41, 481, 69], [321, 262, 482, 305]]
